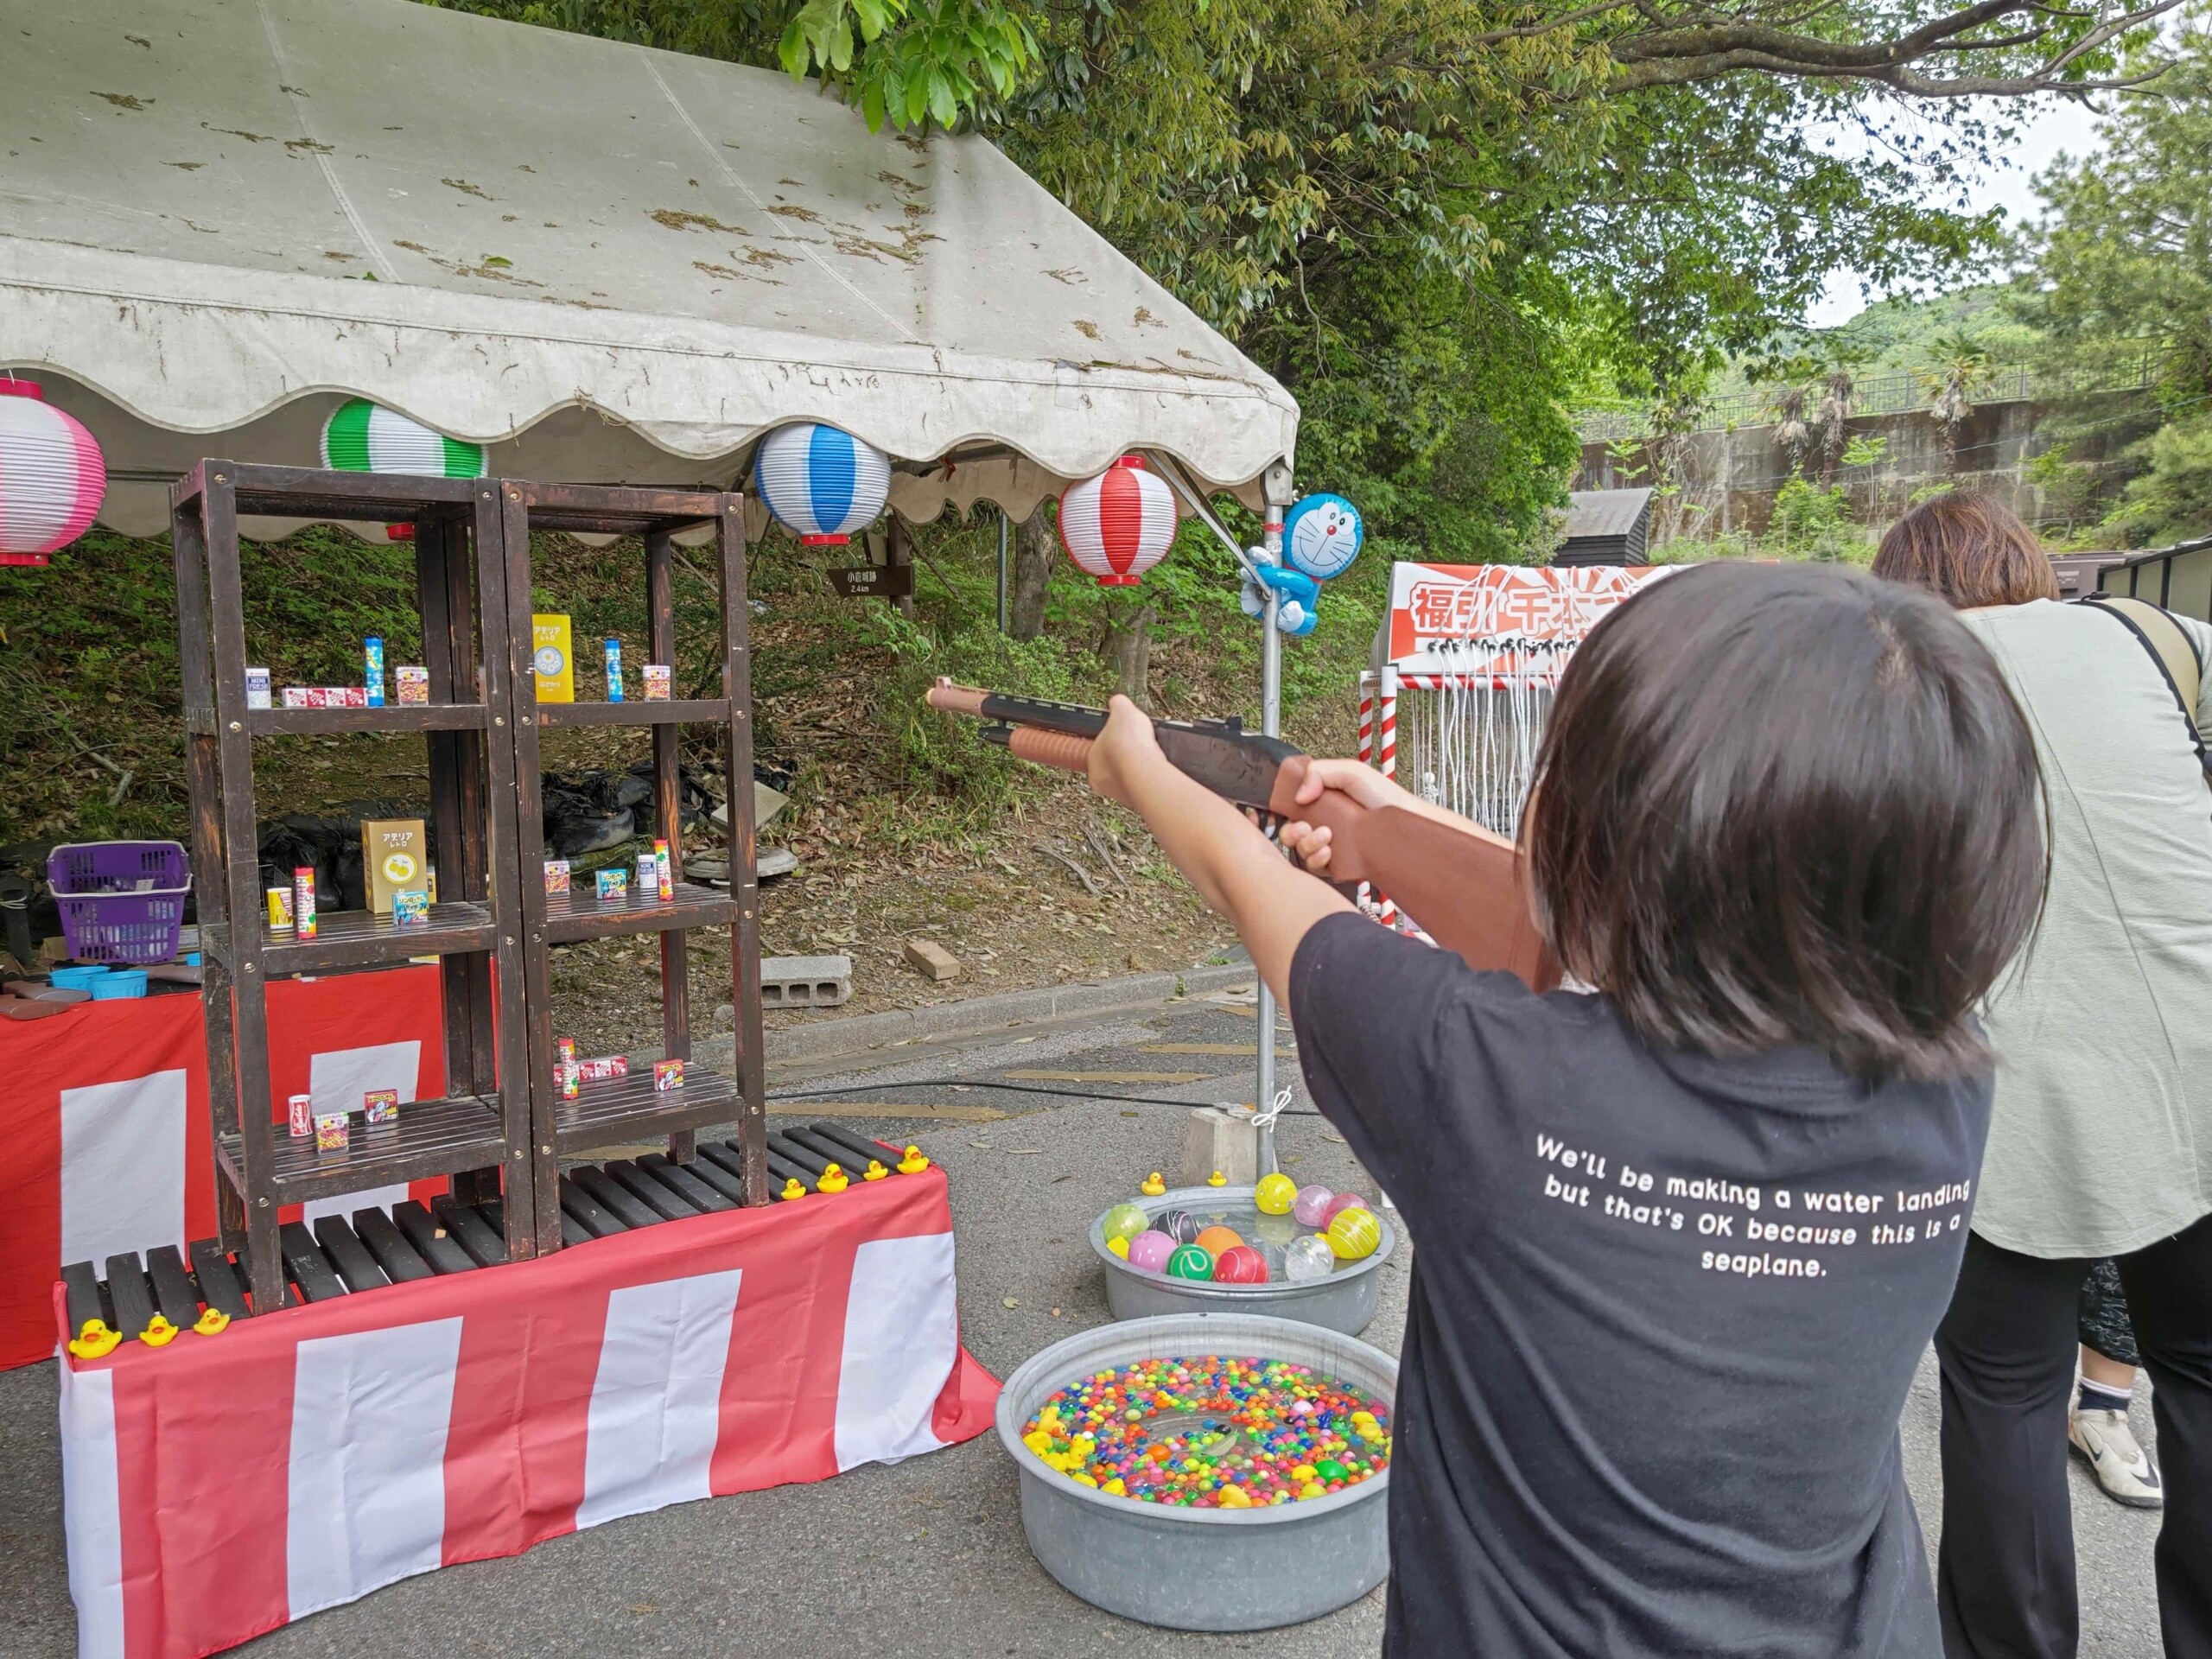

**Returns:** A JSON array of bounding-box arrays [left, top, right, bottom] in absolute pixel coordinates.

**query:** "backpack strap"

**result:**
[[2083, 594, 2209, 785]]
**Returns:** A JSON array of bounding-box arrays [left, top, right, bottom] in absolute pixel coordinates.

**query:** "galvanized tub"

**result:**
[[1092, 1184, 1396, 1336], [996, 1313, 1396, 1630]]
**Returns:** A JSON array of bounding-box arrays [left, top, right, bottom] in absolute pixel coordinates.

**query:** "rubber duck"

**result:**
[[193, 1307, 231, 1338], [138, 1313, 180, 1349], [1140, 1172, 1166, 1198], [817, 1162, 850, 1194], [862, 1160, 890, 1182], [896, 1145, 931, 1175], [1206, 1169, 1227, 1187], [779, 1176, 809, 1201], [67, 1319, 121, 1361]]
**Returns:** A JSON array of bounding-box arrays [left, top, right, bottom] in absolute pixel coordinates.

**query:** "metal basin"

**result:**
[[995, 1313, 1396, 1630], [1093, 1185, 1395, 1336]]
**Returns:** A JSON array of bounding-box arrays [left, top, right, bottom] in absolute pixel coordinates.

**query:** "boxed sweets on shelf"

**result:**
[[395, 665, 430, 705], [364, 1088, 400, 1127], [281, 686, 370, 709]]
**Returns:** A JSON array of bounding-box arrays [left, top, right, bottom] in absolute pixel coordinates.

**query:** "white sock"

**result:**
[[2078, 1376, 2133, 1413]]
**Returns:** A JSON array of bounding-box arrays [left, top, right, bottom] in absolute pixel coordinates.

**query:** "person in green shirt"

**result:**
[[1872, 492, 2212, 1659]]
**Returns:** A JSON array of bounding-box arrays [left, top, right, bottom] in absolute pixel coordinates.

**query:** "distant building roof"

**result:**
[[1556, 488, 1653, 567]]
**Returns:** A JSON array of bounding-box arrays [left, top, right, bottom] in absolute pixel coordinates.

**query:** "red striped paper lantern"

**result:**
[[1057, 456, 1177, 587], [0, 380, 105, 566]]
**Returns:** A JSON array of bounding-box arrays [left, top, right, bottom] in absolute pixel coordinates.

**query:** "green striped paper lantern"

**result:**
[[320, 399, 487, 478]]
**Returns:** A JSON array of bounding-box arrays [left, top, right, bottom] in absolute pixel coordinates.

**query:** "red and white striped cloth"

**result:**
[[59, 1166, 996, 1659], [1, 969, 449, 1371]]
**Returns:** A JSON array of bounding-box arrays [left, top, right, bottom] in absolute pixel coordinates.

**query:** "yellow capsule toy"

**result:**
[[1254, 1172, 1299, 1215], [1326, 1205, 1382, 1262]]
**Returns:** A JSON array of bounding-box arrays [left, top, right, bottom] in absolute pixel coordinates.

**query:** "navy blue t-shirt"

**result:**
[[1290, 912, 1987, 1657]]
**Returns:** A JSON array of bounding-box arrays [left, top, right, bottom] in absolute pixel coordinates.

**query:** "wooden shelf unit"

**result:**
[[493, 480, 771, 1254], [170, 462, 537, 1308]]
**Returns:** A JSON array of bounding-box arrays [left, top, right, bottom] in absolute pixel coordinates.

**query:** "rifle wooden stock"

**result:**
[[927, 679, 1560, 990]]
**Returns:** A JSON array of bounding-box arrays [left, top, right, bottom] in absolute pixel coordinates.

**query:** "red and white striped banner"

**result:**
[[1, 969, 449, 1371], [1381, 561, 1665, 683], [59, 1166, 995, 1659]]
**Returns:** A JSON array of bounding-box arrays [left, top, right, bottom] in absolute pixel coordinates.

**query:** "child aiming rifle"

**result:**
[[952, 563, 2045, 1656]]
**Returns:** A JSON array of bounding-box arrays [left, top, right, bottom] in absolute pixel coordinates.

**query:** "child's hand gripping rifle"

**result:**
[[925, 680, 1560, 991]]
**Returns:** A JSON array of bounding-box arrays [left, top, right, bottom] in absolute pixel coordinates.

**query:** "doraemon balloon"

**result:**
[[1281, 493, 1363, 582]]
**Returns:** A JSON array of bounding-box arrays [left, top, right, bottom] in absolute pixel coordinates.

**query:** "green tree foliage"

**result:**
[[2011, 3, 2212, 543]]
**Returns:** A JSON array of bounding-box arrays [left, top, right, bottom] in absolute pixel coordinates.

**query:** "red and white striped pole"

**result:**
[[1376, 665, 1400, 926]]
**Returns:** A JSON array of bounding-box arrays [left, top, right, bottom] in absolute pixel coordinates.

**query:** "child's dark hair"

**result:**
[[1527, 563, 2044, 1081]]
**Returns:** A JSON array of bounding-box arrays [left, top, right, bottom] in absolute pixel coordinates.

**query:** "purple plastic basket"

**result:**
[[47, 840, 193, 965]]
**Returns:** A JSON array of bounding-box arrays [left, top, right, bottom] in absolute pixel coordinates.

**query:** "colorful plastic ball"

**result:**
[[1326, 1207, 1382, 1262], [1322, 1192, 1371, 1227], [1291, 1185, 1335, 1229], [1128, 1230, 1176, 1274], [1165, 1244, 1215, 1281], [1213, 1245, 1268, 1284], [1102, 1202, 1151, 1244], [1158, 1209, 1203, 1244], [1315, 1459, 1349, 1482], [1193, 1224, 1244, 1256], [1254, 1173, 1299, 1216], [1284, 1234, 1336, 1281]]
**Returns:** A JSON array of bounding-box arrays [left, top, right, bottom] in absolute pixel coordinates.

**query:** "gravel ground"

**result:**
[[0, 986, 2168, 1657]]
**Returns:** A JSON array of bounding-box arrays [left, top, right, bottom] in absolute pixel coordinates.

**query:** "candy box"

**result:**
[[245, 667, 271, 709], [315, 1110, 350, 1153], [558, 1062, 580, 1099], [288, 1092, 314, 1138], [364, 1088, 400, 1127], [578, 1054, 628, 1082], [543, 858, 570, 896], [641, 664, 671, 701], [531, 613, 575, 702], [266, 887, 295, 931], [636, 850, 660, 895], [653, 1058, 685, 1092], [595, 868, 628, 901], [391, 889, 430, 929], [395, 665, 430, 705]]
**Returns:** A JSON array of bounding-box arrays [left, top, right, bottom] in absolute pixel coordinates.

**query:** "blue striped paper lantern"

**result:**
[[751, 423, 891, 545]]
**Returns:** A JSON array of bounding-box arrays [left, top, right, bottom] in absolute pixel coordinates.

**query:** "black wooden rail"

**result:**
[[61, 1124, 912, 1339]]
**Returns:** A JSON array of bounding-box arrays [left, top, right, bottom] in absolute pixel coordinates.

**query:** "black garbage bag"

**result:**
[[257, 804, 437, 912], [541, 762, 719, 858]]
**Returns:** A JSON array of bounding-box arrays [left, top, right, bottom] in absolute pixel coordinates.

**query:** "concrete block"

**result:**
[[903, 938, 962, 982], [1180, 1103, 1262, 1189], [761, 954, 852, 1008]]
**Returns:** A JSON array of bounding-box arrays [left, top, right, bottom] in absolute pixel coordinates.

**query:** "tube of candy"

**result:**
[[604, 638, 625, 702], [365, 637, 385, 708], [294, 867, 318, 940], [653, 837, 675, 899]]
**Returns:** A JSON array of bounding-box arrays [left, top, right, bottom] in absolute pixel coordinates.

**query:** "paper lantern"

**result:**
[[0, 381, 105, 565], [1058, 456, 1177, 586], [321, 398, 488, 478], [1281, 492, 1363, 582], [752, 422, 891, 545]]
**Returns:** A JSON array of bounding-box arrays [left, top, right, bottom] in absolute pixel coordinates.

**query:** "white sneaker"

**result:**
[[2069, 1407, 2164, 1509]]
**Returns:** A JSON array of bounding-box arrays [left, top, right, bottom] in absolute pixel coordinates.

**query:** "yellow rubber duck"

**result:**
[[779, 1176, 809, 1201], [817, 1162, 850, 1194], [193, 1307, 231, 1338], [1206, 1169, 1227, 1187], [1140, 1172, 1166, 1198], [896, 1145, 931, 1175], [68, 1319, 121, 1361], [862, 1160, 890, 1182], [138, 1313, 180, 1349]]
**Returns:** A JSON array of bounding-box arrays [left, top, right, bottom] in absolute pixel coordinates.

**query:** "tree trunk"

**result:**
[[1101, 602, 1157, 709], [1008, 506, 1056, 640]]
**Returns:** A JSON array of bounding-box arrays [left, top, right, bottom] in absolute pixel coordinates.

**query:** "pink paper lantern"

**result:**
[[1057, 455, 1177, 587], [0, 380, 105, 565]]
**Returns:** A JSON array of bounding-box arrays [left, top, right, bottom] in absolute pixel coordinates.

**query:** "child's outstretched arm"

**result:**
[[1086, 696, 1351, 1003]]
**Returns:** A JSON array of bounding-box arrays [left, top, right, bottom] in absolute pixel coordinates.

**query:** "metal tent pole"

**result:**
[[996, 507, 1009, 633]]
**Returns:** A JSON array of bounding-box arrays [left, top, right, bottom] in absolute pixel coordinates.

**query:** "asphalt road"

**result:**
[[0, 981, 2169, 1656]]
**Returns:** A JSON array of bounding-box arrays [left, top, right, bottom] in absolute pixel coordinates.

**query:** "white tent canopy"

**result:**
[[0, 0, 1298, 537]]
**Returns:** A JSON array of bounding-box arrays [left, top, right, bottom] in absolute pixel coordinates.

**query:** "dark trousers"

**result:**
[[1935, 1213, 2212, 1658]]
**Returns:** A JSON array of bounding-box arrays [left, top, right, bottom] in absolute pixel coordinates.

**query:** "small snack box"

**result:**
[[315, 1109, 350, 1153], [364, 1088, 400, 1127], [391, 889, 430, 929], [245, 667, 272, 709], [595, 868, 628, 901], [578, 1054, 629, 1082], [641, 664, 672, 701], [395, 665, 430, 705], [543, 857, 570, 896], [281, 687, 311, 709], [636, 849, 660, 896], [653, 837, 675, 900], [288, 1091, 314, 1139], [294, 868, 319, 940], [266, 887, 295, 931], [653, 1058, 685, 1092]]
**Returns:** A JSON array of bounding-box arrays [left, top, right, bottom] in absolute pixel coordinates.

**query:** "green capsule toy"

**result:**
[[1166, 1243, 1216, 1281]]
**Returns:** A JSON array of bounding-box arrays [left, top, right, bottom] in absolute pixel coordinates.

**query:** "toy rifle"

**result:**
[[925, 680, 1560, 991]]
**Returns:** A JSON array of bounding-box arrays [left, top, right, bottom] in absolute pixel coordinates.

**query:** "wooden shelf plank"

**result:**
[[530, 698, 727, 729], [202, 902, 500, 972], [543, 881, 734, 944], [216, 1093, 507, 1204], [552, 1065, 741, 1155], [249, 705, 492, 736]]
